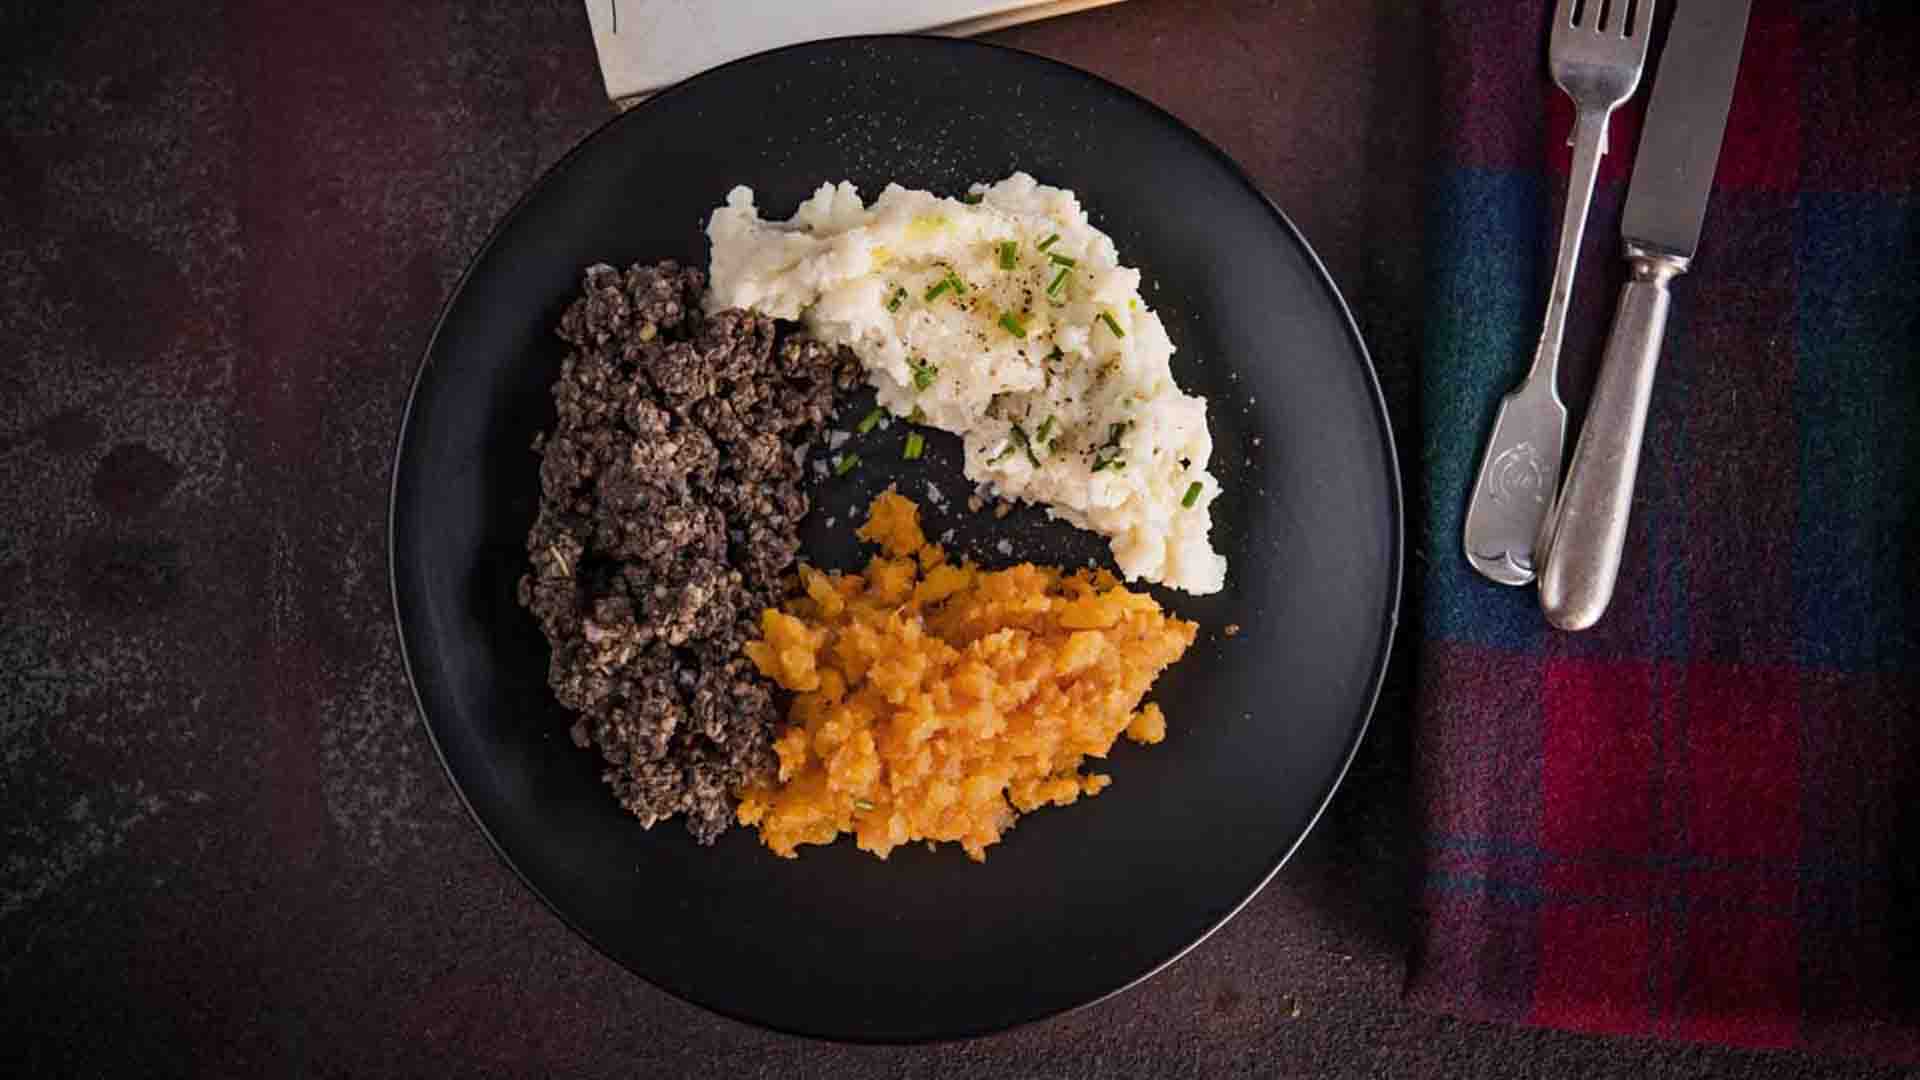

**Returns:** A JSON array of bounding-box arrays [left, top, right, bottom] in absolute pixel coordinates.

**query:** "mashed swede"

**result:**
[[706, 173, 1227, 594], [739, 490, 1196, 861]]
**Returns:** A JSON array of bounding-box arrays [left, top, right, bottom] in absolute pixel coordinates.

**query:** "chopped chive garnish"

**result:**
[[1037, 233, 1061, 251], [1007, 424, 1041, 468], [923, 278, 953, 302], [886, 286, 907, 312], [1046, 266, 1071, 298], [908, 356, 938, 391], [1091, 454, 1124, 473], [1035, 415, 1055, 443], [1105, 421, 1132, 448], [945, 269, 967, 294], [833, 453, 859, 476], [991, 442, 1018, 464], [1047, 252, 1077, 268], [853, 798, 875, 811], [908, 405, 926, 423], [856, 407, 885, 434], [959, 191, 983, 204], [1182, 481, 1203, 508], [1047, 346, 1064, 363], [998, 311, 1027, 338], [997, 241, 1019, 270], [1098, 310, 1126, 338], [903, 432, 925, 460]]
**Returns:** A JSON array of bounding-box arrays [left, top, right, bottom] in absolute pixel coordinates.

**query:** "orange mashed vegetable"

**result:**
[[738, 489, 1197, 861]]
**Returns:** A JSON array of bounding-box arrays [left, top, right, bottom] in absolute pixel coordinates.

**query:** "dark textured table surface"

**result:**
[[1, 2, 1906, 1076]]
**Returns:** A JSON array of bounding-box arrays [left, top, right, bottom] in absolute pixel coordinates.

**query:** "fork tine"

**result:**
[[1557, 0, 1582, 29], [1630, 0, 1655, 39]]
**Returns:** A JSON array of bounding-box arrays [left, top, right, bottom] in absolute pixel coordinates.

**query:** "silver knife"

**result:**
[[1537, 0, 1753, 630]]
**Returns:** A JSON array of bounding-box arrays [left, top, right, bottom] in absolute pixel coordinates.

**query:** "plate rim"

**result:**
[[387, 31, 1403, 1044]]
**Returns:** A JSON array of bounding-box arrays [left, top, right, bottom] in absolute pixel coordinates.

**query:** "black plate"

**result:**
[[390, 36, 1400, 1043]]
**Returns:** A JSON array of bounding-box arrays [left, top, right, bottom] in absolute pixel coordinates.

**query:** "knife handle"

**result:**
[[1538, 244, 1689, 630]]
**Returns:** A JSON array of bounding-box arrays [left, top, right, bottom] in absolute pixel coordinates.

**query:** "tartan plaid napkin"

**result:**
[[1411, 0, 1920, 1059]]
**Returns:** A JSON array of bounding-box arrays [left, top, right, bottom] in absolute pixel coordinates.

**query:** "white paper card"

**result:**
[[584, 0, 1127, 104]]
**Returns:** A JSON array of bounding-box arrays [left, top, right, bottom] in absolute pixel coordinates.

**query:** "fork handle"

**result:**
[[1538, 245, 1689, 630], [1528, 106, 1613, 383]]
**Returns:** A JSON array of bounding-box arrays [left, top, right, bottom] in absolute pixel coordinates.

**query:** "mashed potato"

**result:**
[[707, 173, 1227, 594]]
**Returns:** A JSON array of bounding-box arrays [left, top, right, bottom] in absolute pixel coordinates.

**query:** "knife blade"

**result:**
[[1538, 0, 1753, 630], [1621, 0, 1754, 258]]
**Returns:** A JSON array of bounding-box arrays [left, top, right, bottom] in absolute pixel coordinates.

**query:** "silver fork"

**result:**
[[1463, 0, 1654, 586]]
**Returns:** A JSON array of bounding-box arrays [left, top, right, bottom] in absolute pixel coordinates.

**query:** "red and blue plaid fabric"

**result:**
[[1412, 0, 1920, 1059]]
